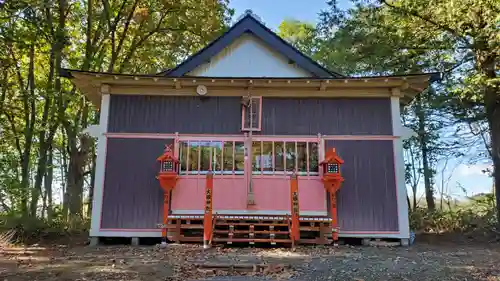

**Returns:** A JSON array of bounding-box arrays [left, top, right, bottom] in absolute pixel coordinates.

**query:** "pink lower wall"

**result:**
[[171, 176, 326, 214]]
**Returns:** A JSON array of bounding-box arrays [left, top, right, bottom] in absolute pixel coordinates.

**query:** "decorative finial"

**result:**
[[164, 144, 172, 153], [236, 9, 264, 25]]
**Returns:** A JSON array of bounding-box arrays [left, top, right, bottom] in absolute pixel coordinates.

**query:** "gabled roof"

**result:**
[[162, 11, 343, 78], [321, 148, 344, 165], [157, 145, 178, 162]]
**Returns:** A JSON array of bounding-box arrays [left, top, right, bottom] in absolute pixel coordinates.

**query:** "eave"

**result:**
[[60, 69, 439, 109]]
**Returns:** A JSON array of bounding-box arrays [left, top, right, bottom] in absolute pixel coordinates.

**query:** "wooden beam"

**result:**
[[319, 81, 327, 91], [109, 85, 393, 97]]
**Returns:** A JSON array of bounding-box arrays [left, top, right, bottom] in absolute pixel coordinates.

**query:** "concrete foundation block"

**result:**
[[131, 237, 140, 246], [89, 237, 99, 247]]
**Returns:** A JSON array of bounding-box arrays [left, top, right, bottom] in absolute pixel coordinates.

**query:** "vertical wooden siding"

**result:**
[[326, 140, 399, 232], [261, 97, 392, 135], [100, 138, 173, 229], [108, 95, 392, 135], [107, 95, 242, 134]]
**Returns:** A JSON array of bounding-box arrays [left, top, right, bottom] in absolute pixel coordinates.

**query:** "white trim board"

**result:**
[[89, 92, 110, 237], [171, 209, 327, 216], [95, 230, 404, 239], [391, 96, 410, 239]]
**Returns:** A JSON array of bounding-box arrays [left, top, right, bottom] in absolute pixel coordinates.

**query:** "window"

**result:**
[[179, 140, 244, 175], [251, 141, 319, 175], [242, 96, 262, 131], [179, 139, 319, 176]]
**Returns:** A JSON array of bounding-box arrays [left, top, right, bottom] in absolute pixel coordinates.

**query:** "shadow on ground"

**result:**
[[1, 236, 500, 281]]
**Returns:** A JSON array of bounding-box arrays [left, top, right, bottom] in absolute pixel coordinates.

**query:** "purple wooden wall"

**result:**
[[100, 138, 173, 229], [261, 98, 392, 135], [100, 137, 399, 232], [326, 140, 399, 232], [107, 95, 392, 135]]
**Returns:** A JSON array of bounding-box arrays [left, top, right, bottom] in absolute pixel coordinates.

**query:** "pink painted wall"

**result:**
[[250, 177, 325, 212], [171, 176, 326, 213], [171, 176, 247, 211]]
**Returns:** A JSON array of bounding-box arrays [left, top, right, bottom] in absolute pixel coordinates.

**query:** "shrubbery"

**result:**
[[410, 193, 497, 235], [0, 209, 89, 245]]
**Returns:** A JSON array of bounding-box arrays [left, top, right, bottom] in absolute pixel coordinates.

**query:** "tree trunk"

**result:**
[[20, 43, 37, 218], [65, 103, 92, 225], [61, 142, 69, 221], [46, 146, 54, 223], [31, 138, 49, 217], [480, 55, 500, 226], [415, 95, 436, 211]]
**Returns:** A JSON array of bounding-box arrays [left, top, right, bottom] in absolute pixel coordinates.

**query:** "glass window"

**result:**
[[262, 142, 273, 172], [198, 141, 212, 172], [297, 142, 307, 173], [285, 142, 296, 172], [252, 141, 261, 173], [234, 141, 245, 174], [274, 142, 284, 172], [188, 142, 199, 172], [309, 142, 319, 174], [178, 139, 320, 176], [222, 141, 233, 172], [242, 97, 262, 131], [212, 141, 223, 173], [180, 141, 189, 174]]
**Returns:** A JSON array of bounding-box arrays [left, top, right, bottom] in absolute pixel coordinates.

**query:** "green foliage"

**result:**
[[0, 210, 90, 244], [410, 194, 497, 233], [0, 0, 233, 230], [277, 19, 319, 59]]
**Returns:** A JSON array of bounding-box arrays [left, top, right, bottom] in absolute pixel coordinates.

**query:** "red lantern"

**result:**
[[320, 148, 344, 245]]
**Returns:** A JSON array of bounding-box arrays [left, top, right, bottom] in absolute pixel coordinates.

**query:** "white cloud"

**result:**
[[456, 163, 492, 176]]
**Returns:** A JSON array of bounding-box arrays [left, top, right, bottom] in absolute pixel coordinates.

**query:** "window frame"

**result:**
[[250, 140, 319, 176], [177, 137, 320, 177], [178, 139, 245, 176], [241, 96, 262, 132]]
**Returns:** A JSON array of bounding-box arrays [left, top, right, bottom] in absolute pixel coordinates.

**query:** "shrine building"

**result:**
[[62, 11, 436, 247]]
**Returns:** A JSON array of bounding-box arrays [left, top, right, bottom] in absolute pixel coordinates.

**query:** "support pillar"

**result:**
[[203, 171, 214, 249], [290, 173, 300, 246], [329, 190, 339, 245], [161, 191, 171, 245]]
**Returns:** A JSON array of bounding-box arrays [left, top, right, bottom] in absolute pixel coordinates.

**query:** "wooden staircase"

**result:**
[[159, 171, 341, 247], [212, 215, 292, 245], [163, 214, 333, 246]]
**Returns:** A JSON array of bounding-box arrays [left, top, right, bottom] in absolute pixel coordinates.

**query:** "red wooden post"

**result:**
[[203, 170, 214, 249], [330, 192, 339, 242], [290, 172, 300, 245], [162, 192, 171, 238], [156, 145, 179, 245], [320, 148, 344, 246]]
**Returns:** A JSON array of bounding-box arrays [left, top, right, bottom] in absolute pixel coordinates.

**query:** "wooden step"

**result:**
[[167, 236, 203, 242], [214, 230, 289, 234], [165, 224, 203, 229], [216, 222, 288, 226], [213, 238, 292, 243]]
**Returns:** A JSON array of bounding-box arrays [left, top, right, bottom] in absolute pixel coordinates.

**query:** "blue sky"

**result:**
[[229, 0, 333, 30], [228, 0, 493, 199]]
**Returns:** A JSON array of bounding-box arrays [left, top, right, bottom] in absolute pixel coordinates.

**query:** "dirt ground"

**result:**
[[1, 236, 499, 281]]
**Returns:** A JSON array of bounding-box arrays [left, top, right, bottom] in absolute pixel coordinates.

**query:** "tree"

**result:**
[[314, 0, 498, 214], [0, 0, 233, 226]]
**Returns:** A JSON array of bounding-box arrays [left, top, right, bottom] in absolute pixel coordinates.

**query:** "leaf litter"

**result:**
[[0, 240, 500, 280]]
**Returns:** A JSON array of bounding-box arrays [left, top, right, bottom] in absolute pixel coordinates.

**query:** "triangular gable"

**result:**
[[187, 34, 314, 77], [163, 11, 343, 78]]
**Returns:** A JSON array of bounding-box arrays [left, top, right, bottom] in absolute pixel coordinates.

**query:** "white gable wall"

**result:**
[[187, 34, 313, 77]]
